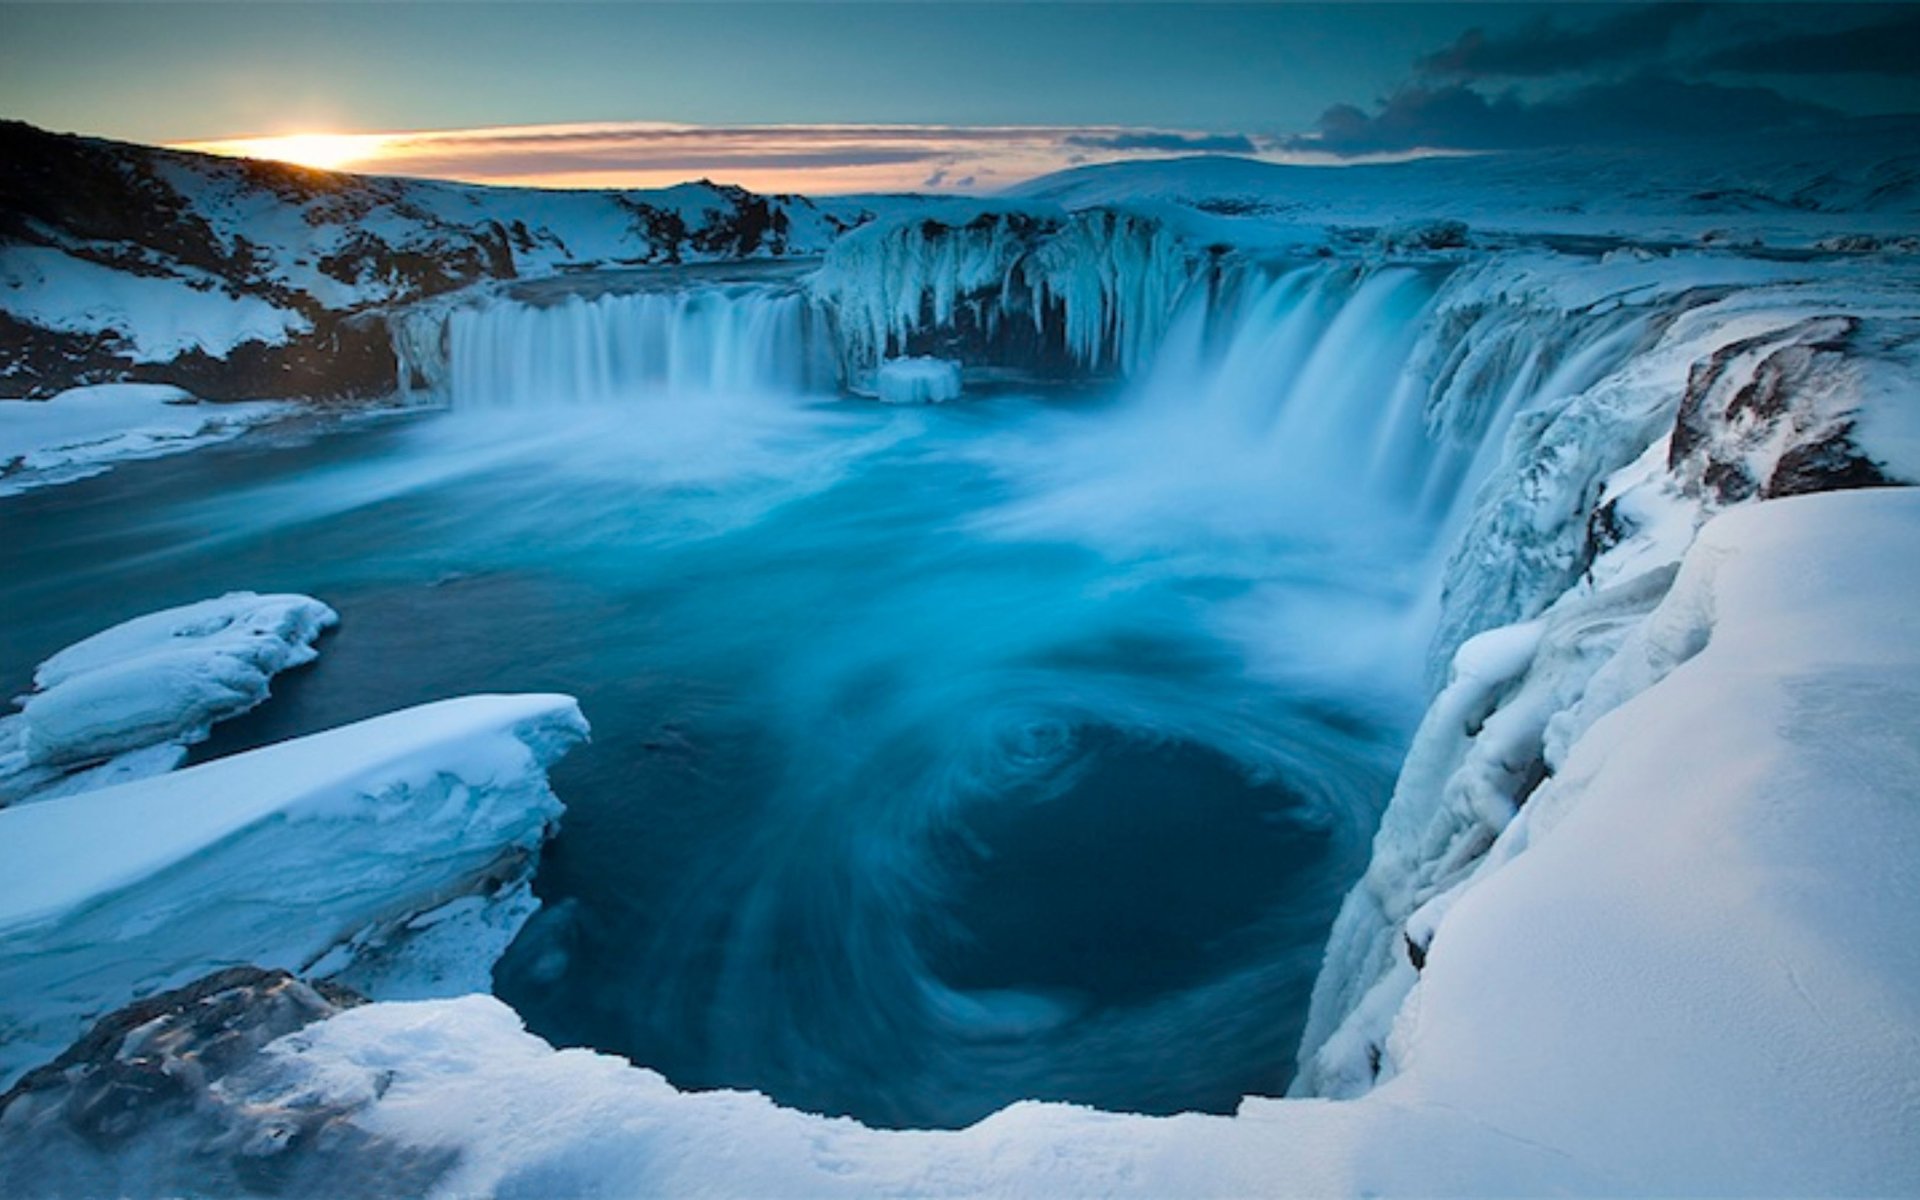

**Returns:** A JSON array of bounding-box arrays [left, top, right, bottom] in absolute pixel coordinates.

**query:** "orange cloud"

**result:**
[[174, 121, 1335, 193]]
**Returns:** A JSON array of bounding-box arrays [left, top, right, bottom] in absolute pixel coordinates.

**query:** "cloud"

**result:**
[[1299, 73, 1839, 156], [1064, 131, 1259, 154], [1417, 4, 1709, 80], [1696, 11, 1920, 78], [179, 122, 1314, 194]]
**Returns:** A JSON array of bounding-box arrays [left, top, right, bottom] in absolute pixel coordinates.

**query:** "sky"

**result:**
[[2, 2, 1917, 193]]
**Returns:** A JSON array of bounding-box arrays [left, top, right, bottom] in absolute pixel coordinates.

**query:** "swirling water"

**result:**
[[0, 264, 1476, 1128]]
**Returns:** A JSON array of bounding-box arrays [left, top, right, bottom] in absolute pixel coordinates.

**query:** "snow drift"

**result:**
[[0, 592, 336, 805], [0, 383, 284, 497], [0, 693, 588, 1088]]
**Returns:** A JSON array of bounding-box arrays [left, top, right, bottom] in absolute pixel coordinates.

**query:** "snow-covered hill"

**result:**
[[1008, 117, 1920, 248], [0, 121, 881, 400]]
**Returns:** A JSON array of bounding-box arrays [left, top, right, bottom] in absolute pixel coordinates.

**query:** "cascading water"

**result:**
[[400, 283, 835, 408], [17, 244, 1670, 1129]]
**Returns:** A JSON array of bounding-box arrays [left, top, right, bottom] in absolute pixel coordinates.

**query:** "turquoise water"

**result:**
[[0, 385, 1426, 1127]]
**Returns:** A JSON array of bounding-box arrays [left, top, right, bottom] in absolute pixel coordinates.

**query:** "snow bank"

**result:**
[[874, 356, 962, 404], [1297, 259, 1920, 1096], [0, 693, 588, 1087], [147, 489, 1918, 1198], [0, 592, 336, 806], [0, 384, 286, 497], [1423, 254, 1920, 666], [0, 246, 309, 362]]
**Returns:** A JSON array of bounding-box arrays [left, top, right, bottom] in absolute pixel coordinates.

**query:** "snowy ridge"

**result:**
[[0, 121, 880, 400], [35, 490, 1914, 1196], [0, 592, 336, 805], [0, 693, 588, 1088], [1007, 120, 1920, 247]]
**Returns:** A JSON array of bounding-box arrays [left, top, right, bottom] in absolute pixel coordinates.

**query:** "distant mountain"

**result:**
[[1008, 118, 1920, 237]]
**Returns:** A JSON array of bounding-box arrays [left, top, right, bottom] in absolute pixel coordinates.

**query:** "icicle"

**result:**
[[808, 207, 1204, 379]]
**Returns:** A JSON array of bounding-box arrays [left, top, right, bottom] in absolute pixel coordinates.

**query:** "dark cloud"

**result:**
[[1417, 4, 1709, 79], [1063, 131, 1259, 154], [1696, 11, 1920, 77], [1300, 73, 1839, 156]]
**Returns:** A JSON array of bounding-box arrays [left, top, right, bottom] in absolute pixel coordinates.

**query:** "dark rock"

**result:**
[[0, 966, 457, 1199], [1766, 426, 1897, 497], [1668, 314, 1875, 505]]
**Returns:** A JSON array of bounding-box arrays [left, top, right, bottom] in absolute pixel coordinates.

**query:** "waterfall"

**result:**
[[1127, 263, 1446, 515], [397, 284, 834, 409]]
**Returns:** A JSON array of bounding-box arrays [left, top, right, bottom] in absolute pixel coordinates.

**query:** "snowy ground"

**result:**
[[0, 693, 588, 1087], [0, 383, 287, 496], [109, 488, 1917, 1197]]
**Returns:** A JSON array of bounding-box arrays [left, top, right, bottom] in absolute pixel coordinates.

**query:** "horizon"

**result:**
[[5, 1, 1918, 194]]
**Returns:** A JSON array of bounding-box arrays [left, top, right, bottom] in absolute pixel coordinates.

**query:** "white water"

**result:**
[[436, 286, 827, 408], [300, 251, 1681, 1125]]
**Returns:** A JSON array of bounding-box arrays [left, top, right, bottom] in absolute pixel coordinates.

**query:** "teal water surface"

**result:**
[[0, 387, 1425, 1127]]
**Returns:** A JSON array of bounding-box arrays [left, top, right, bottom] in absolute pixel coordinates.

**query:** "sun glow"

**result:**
[[176, 131, 392, 172]]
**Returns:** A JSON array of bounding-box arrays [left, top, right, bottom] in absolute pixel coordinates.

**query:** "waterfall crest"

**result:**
[[396, 284, 834, 408]]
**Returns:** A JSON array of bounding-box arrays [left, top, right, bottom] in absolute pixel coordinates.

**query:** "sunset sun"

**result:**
[[182, 131, 388, 171]]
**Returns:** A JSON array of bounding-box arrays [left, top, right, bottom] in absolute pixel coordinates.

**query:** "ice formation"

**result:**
[[873, 356, 962, 404], [5, 126, 1920, 1194], [0, 592, 338, 806], [0, 693, 588, 1087], [809, 205, 1200, 381]]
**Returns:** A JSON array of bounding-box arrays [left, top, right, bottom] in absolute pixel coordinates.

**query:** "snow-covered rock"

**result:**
[[0, 692, 586, 1087], [1294, 266, 1920, 1097], [874, 356, 963, 405], [0, 383, 285, 496], [0, 967, 428, 1197], [0, 592, 337, 805]]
